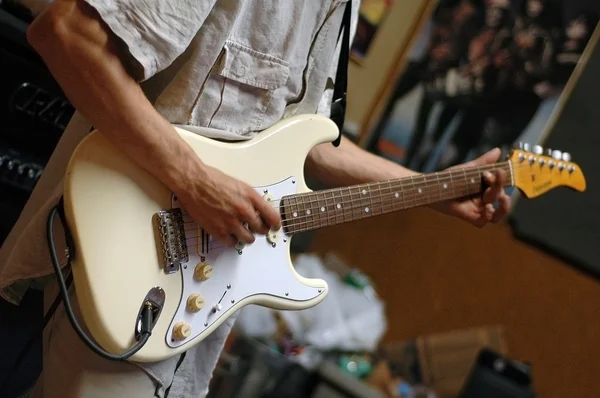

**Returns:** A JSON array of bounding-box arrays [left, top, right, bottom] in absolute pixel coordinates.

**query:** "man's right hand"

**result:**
[[176, 166, 282, 247], [27, 1, 283, 248]]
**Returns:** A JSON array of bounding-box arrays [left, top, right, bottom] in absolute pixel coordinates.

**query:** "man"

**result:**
[[0, 0, 511, 397]]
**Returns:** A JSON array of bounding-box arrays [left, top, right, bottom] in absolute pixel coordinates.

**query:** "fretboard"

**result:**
[[281, 162, 512, 234]]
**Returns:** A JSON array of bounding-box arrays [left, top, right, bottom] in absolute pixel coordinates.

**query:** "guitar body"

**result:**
[[63, 114, 337, 362]]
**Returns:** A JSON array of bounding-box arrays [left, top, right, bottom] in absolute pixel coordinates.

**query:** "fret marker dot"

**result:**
[[293, 212, 298, 218], [418, 188, 423, 194], [394, 192, 399, 198], [443, 183, 448, 189], [364, 207, 370, 213], [320, 206, 325, 212], [362, 189, 367, 195], [306, 209, 311, 215], [336, 203, 342, 209], [471, 178, 475, 183]]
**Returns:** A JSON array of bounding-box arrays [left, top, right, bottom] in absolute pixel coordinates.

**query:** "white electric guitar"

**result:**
[[62, 114, 586, 362]]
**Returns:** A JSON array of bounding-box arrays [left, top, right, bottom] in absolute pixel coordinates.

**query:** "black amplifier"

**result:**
[[0, 5, 74, 193], [0, 4, 73, 244]]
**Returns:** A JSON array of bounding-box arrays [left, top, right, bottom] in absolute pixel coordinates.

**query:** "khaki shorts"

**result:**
[[28, 282, 172, 398]]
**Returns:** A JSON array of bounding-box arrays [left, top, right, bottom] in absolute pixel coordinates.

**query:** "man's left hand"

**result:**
[[434, 148, 511, 227]]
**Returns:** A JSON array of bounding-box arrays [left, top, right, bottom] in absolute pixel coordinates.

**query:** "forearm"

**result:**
[[305, 135, 419, 187], [27, 0, 206, 193]]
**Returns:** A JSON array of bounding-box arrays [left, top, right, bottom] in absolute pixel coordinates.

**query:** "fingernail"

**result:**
[[483, 171, 492, 179]]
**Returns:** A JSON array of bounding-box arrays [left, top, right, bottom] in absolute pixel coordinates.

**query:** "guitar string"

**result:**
[[179, 167, 519, 250], [179, 162, 513, 231], [180, 163, 509, 230], [181, 175, 492, 242], [180, 160, 570, 245], [178, 160, 574, 248], [179, 162, 509, 226]]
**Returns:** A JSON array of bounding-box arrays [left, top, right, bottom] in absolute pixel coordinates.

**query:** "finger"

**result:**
[[453, 147, 502, 169], [215, 232, 237, 247], [246, 211, 269, 235], [482, 170, 502, 204], [492, 191, 511, 223], [485, 203, 495, 221], [253, 195, 282, 230], [233, 223, 255, 244]]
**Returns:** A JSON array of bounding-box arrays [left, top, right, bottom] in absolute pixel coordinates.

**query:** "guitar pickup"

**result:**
[[153, 209, 189, 274]]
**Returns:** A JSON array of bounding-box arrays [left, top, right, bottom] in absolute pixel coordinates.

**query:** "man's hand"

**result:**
[[27, 0, 279, 248], [176, 167, 281, 247], [435, 148, 511, 227]]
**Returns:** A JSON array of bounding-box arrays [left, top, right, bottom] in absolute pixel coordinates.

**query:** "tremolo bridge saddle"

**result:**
[[154, 209, 188, 274]]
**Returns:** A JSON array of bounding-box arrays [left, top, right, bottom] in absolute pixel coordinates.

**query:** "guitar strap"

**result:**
[[330, 0, 352, 147]]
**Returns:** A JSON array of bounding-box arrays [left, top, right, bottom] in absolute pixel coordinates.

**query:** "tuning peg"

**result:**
[[545, 148, 553, 156], [532, 145, 543, 155], [551, 149, 562, 160], [523, 143, 531, 152], [513, 142, 524, 149], [561, 152, 571, 162]]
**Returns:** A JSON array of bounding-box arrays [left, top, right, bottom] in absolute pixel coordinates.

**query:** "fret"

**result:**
[[461, 168, 469, 197], [386, 180, 395, 213], [352, 185, 362, 221], [329, 189, 341, 226], [316, 191, 327, 228], [435, 172, 442, 202], [330, 188, 341, 225], [299, 193, 310, 232], [342, 186, 352, 223], [306, 192, 317, 230], [449, 170, 456, 199], [361, 184, 372, 218], [322, 190, 331, 227], [286, 195, 298, 234], [414, 175, 427, 207], [366, 183, 376, 216], [375, 182, 383, 216]]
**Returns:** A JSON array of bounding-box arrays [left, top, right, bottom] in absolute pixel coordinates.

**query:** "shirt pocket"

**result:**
[[193, 40, 290, 136]]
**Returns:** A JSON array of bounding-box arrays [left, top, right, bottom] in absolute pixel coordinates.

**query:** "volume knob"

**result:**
[[194, 263, 213, 281], [173, 322, 191, 341], [187, 293, 205, 312]]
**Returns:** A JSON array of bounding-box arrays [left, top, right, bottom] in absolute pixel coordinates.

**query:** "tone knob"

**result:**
[[173, 322, 191, 341], [187, 293, 205, 312], [194, 263, 213, 281]]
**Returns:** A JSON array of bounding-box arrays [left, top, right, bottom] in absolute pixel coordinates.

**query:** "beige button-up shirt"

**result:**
[[0, 0, 359, 396]]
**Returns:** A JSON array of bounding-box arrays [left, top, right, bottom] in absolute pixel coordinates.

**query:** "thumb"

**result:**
[[460, 147, 502, 168]]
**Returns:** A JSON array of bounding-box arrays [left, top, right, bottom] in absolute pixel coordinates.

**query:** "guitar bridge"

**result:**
[[154, 209, 188, 274]]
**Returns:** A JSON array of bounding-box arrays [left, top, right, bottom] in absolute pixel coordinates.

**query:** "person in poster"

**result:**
[[370, 0, 599, 172]]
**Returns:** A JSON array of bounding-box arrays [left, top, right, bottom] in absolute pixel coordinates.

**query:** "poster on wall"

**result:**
[[351, 0, 396, 61], [367, 0, 600, 172]]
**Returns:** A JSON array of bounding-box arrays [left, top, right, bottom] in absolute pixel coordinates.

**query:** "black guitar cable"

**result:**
[[0, 198, 155, 396]]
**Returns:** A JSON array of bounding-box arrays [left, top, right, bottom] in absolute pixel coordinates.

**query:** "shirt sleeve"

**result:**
[[84, 0, 217, 81]]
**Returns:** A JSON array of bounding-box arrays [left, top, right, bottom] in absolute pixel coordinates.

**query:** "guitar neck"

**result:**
[[281, 162, 513, 235]]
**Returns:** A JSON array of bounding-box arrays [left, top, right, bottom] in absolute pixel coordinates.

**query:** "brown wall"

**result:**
[[310, 208, 600, 398]]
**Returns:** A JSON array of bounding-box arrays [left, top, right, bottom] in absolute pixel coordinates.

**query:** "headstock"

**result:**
[[508, 143, 586, 198]]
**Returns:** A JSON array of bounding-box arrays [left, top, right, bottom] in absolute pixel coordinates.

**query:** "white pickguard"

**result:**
[[165, 176, 325, 348]]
